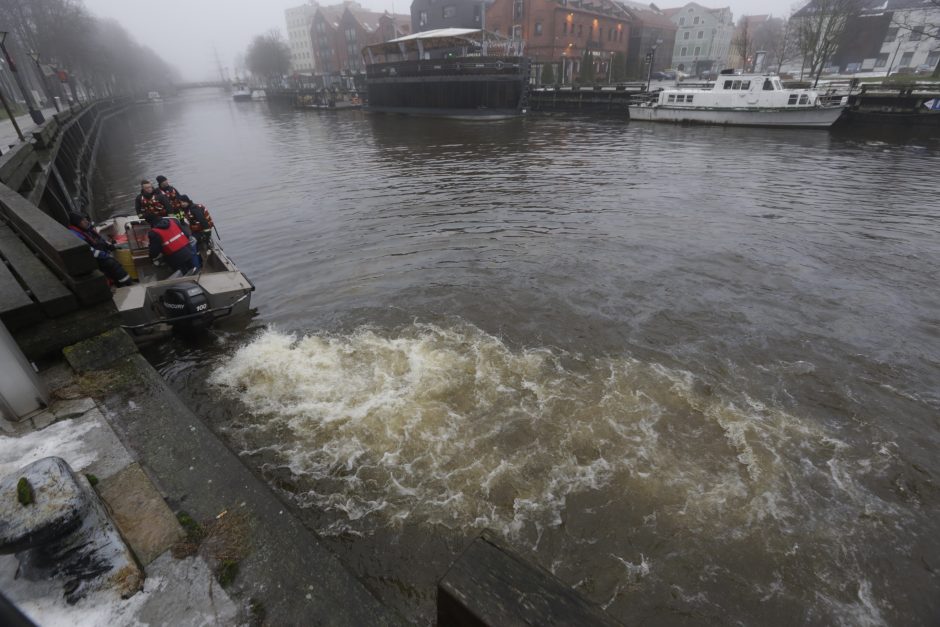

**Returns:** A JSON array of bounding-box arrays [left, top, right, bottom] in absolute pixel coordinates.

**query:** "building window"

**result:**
[[900, 51, 914, 67], [578, 24, 583, 37], [874, 53, 888, 67], [443, 5, 456, 18], [693, 16, 700, 24], [474, 4, 481, 23], [535, 21, 543, 35], [694, 46, 700, 55], [679, 17, 685, 25], [683, 31, 690, 40], [927, 51, 940, 67], [680, 46, 687, 56], [620, 31, 623, 42], [563, 22, 567, 34], [885, 28, 898, 42], [909, 29, 921, 42], [697, 30, 704, 39], [420, 11, 428, 26]]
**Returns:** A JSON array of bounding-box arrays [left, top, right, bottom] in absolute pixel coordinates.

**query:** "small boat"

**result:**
[[232, 82, 252, 102], [97, 215, 254, 340], [147, 91, 162, 103], [250, 89, 267, 101], [628, 72, 847, 128]]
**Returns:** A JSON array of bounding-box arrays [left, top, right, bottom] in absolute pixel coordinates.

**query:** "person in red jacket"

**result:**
[[178, 195, 214, 246], [135, 179, 172, 219], [145, 213, 198, 275]]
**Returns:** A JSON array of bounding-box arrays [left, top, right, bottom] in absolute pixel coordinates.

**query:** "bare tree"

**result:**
[[731, 17, 755, 71], [245, 30, 291, 87], [793, 0, 861, 86]]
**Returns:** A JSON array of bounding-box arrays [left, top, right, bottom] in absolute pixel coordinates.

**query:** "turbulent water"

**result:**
[[92, 88, 940, 625]]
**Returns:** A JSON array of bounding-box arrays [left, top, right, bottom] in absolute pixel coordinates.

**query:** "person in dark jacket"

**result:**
[[145, 213, 199, 275], [135, 179, 172, 219], [66, 212, 133, 287], [155, 175, 184, 217], [178, 195, 214, 247]]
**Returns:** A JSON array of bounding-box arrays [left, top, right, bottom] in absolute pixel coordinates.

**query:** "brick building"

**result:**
[[486, 0, 633, 83], [618, 1, 678, 78], [312, 1, 411, 74], [410, 0, 484, 32]]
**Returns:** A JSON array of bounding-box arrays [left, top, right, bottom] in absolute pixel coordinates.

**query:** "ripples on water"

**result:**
[[93, 89, 940, 625]]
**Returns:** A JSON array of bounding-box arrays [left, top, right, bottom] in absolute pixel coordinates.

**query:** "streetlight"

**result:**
[[0, 31, 44, 124], [29, 51, 60, 113], [645, 37, 663, 92]]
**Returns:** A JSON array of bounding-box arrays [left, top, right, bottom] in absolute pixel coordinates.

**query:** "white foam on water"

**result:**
[[210, 322, 907, 621]]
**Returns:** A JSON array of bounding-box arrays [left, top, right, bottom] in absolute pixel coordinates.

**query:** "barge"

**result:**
[[363, 28, 530, 119]]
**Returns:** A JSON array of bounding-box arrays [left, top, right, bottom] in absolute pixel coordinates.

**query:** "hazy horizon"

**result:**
[[83, 0, 801, 81]]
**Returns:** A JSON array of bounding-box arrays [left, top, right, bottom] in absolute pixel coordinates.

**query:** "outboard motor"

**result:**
[[161, 281, 210, 333]]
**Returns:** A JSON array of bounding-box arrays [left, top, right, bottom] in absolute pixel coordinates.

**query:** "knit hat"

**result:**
[[156, 175, 168, 184], [178, 194, 191, 204]]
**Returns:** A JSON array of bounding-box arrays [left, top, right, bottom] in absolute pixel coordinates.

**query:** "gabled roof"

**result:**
[[617, 1, 679, 28]]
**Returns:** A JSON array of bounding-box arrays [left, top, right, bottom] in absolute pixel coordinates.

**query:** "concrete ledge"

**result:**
[[94, 351, 402, 625], [62, 328, 137, 373], [438, 532, 621, 627]]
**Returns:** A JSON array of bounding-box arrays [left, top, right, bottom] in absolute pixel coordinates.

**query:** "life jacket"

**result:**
[[184, 203, 214, 233], [151, 219, 189, 256], [161, 185, 183, 211], [139, 192, 167, 218], [67, 224, 108, 252]]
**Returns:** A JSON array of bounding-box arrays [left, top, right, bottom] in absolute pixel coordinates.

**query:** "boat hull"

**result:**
[[365, 106, 521, 120], [628, 105, 845, 128]]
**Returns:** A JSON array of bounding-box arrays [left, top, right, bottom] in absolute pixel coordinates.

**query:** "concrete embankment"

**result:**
[[66, 329, 402, 625]]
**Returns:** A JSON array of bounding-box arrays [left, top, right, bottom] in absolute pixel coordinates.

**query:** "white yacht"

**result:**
[[629, 73, 846, 128]]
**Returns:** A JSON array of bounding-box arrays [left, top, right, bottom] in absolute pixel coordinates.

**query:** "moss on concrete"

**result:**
[[16, 477, 33, 506]]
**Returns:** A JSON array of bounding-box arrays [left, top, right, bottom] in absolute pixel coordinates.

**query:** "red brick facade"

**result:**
[[312, 2, 410, 74], [486, 0, 632, 82]]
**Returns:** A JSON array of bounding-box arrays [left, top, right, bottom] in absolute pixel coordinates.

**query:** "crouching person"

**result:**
[[145, 213, 200, 275], [67, 212, 133, 287]]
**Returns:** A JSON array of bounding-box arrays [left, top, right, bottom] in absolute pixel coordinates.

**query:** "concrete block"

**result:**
[[97, 463, 184, 566], [63, 328, 137, 373], [0, 456, 142, 603]]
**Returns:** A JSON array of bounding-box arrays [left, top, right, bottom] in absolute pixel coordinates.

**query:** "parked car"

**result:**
[[915, 63, 935, 75]]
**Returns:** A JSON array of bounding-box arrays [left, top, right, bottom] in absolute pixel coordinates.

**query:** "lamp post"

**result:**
[[0, 32, 44, 124], [645, 37, 663, 92], [29, 52, 60, 113]]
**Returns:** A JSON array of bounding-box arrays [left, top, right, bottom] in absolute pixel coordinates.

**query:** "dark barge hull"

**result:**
[[365, 56, 530, 118]]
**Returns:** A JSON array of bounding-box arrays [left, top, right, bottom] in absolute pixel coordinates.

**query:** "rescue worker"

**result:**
[[155, 175, 184, 218], [135, 179, 172, 219], [145, 213, 199, 275], [178, 195, 214, 247], [66, 212, 133, 287]]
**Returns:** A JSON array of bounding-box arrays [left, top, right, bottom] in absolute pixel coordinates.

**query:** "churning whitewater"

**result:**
[[209, 322, 906, 624]]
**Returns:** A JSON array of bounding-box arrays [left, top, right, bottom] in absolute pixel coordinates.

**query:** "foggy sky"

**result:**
[[83, 0, 801, 81]]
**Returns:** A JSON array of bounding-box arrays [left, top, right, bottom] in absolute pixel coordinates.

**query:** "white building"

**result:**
[[285, 2, 319, 73], [664, 2, 734, 76], [874, 3, 940, 74]]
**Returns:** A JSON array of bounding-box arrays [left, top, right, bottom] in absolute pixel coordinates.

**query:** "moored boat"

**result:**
[[97, 215, 254, 340], [628, 72, 846, 128], [232, 81, 252, 102], [362, 28, 529, 119]]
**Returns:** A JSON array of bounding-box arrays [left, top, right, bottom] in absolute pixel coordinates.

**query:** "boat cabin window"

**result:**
[[763, 78, 774, 91], [741, 80, 750, 90], [773, 80, 782, 90], [724, 80, 733, 89], [732, 80, 741, 89], [799, 94, 809, 105], [788, 94, 798, 105], [686, 95, 693, 103], [668, 94, 675, 103]]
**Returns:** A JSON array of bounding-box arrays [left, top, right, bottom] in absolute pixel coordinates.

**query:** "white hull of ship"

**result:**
[[628, 105, 845, 128]]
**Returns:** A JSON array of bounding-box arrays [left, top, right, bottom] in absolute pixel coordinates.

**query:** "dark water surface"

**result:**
[[93, 88, 940, 625]]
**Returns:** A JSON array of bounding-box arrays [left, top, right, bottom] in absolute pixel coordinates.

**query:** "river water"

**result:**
[[92, 88, 940, 625]]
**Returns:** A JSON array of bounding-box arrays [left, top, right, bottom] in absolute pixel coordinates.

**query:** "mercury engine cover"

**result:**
[[161, 281, 210, 332]]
